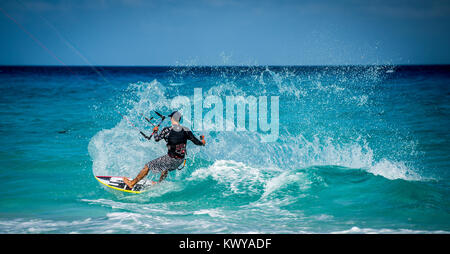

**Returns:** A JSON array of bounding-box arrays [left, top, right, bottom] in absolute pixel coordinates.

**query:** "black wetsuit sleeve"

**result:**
[[186, 130, 204, 146], [154, 127, 170, 142]]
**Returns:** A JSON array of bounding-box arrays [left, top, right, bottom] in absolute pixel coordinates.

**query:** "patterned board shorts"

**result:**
[[145, 154, 184, 173]]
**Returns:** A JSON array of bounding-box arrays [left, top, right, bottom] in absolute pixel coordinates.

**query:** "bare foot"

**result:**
[[123, 177, 134, 189]]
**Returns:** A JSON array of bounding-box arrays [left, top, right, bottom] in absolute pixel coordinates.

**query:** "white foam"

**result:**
[[369, 159, 422, 181], [262, 171, 311, 198], [189, 160, 267, 195], [0, 218, 93, 234], [194, 208, 226, 218], [189, 159, 313, 200], [331, 226, 448, 234], [168, 82, 184, 87], [280, 134, 423, 181]]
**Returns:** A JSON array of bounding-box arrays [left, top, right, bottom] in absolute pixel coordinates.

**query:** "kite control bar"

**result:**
[[140, 111, 165, 141]]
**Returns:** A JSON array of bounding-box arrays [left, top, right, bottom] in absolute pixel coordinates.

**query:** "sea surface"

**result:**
[[0, 65, 449, 233]]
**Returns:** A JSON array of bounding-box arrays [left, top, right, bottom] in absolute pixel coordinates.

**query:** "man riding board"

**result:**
[[123, 111, 205, 189]]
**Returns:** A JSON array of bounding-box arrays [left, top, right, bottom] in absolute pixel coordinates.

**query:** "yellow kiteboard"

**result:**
[[95, 175, 156, 194]]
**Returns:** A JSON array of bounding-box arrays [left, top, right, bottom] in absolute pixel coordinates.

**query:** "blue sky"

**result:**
[[1, 0, 450, 65]]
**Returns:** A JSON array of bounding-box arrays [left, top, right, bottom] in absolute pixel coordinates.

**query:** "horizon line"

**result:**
[[1, 64, 450, 68]]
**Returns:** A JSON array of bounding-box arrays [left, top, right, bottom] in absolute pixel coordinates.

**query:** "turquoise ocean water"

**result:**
[[0, 65, 449, 233]]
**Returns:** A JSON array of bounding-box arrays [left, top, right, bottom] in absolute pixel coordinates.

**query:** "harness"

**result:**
[[176, 159, 187, 171], [166, 126, 188, 170]]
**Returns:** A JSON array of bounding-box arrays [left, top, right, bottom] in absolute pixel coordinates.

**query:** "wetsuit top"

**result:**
[[153, 124, 204, 159]]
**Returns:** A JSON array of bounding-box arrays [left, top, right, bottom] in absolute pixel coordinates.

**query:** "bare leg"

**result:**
[[158, 169, 168, 183], [123, 165, 149, 189]]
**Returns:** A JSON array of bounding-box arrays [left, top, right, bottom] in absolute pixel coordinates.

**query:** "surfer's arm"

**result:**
[[186, 131, 205, 146], [154, 127, 170, 142]]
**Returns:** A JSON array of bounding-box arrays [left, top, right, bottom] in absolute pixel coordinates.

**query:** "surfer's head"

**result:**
[[169, 111, 182, 124]]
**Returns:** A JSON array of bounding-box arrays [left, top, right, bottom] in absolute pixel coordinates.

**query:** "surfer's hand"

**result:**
[[153, 126, 159, 133], [201, 135, 206, 145]]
